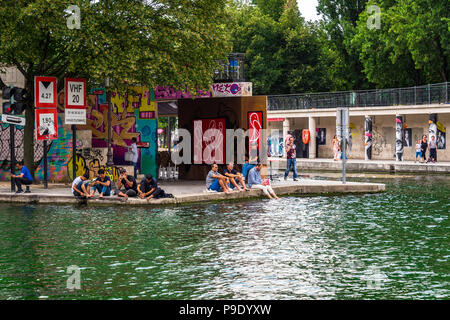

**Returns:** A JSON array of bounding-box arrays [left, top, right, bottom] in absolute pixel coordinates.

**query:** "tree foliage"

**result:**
[[0, 0, 231, 172], [231, 0, 336, 94]]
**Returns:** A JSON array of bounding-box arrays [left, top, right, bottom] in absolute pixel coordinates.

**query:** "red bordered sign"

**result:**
[[34, 76, 57, 108], [35, 109, 58, 140], [65, 78, 86, 109]]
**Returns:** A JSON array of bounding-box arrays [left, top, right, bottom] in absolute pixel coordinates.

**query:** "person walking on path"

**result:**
[[284, 136, 298, 181], [420, 135, 428, 163], [248, 163, 279, 199], [415, 139, 422, 163], [11, 161, 33, 194], [332, 135, 339, 161]]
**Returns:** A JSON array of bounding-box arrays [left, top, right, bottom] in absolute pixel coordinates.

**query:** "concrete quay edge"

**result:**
[[0, 182, 385, 207]]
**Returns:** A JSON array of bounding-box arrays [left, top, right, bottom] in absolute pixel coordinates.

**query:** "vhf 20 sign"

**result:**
[[65, 78, 86, 125]]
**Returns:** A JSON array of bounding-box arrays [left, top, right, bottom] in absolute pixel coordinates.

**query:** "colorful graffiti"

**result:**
[[211, 82, 252, 97], [79, 86, 157, 177], [365, 116, 372, 160], [395, 116, 404, 161], [67, 153, 123, 181], [154, 86, 210, 100], [0, 113, 72, 182], [0, 85, 157, 183]]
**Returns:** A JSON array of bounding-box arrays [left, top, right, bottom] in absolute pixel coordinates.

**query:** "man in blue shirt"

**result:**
[[248, 163, 279, 199], [90, 169, 111, 198], [11, 161, 33, 194]]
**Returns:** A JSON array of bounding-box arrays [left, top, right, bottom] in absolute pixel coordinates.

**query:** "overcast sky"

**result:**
[[297, 0, 321, 21]]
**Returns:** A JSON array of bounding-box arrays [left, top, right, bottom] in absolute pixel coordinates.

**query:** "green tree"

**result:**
[[352, 0, 449, 87], [231, 4, 285, 94], [388, 0, 449, 83], [231, 0, 336, 94], [317, 0, 371, 90], [252, 0, 286, 21], [0, 0, 231, 175]]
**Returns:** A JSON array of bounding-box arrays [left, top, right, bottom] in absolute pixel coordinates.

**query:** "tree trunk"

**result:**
[[24, 78, 35, 179]]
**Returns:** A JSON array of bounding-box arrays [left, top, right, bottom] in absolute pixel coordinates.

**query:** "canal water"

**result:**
[[0, 174, 448, 300]]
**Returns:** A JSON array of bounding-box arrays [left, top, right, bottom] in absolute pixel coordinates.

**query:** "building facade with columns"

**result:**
[[267, 83, 450, 162]]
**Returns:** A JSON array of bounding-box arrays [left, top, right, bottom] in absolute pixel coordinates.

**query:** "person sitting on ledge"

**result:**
[[117, 168, 138, 198], [138, 174, 158, 200], [72, 173, 91, 198], [90, 169, 111, 198], [223, 162, 249, 192], [11, 161, 33, 194], [206, 163, 232, 194], [248, 163, 279, 199]]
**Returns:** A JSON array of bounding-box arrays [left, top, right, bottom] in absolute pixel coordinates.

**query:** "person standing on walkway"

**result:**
[[428, 135, 437, 163], [415, 139, 422, 163], [130, 137, 139, 178], [248, 163, 279, 199], [11, 161, 33, 194], [284, 136, 298, 181], [420, 135, 428, 163], [332, 135, 339, 161]]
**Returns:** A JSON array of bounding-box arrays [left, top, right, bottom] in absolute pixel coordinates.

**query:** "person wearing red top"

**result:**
[[284, 136, 298, 181]]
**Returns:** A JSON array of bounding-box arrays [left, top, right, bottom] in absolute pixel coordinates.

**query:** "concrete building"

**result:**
[[267, 83, 450, 162]]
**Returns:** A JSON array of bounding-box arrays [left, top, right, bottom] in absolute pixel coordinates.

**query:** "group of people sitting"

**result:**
[[72, 168, 173, 201], [206, 162, 279, 199]]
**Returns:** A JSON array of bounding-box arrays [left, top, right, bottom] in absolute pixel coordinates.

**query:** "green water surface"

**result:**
[[0, 175, 448, 299]]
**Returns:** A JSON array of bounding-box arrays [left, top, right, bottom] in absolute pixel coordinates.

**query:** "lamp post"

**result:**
[[105, 77, 113, 167]]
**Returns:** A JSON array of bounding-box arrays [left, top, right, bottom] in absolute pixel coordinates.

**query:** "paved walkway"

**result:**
[[269, 158, 450, 173], [0, 179, 385, 206]]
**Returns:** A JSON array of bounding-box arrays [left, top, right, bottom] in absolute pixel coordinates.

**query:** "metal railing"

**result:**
[[268, 82, 449, 111]]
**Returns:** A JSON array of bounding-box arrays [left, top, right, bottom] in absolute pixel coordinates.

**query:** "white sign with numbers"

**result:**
[[35, 76, 57, 108], [65, 78, 86, 109], [64, 78, 87, 125], [39, 113, 56, 136], [35, 109, 58, 140], [65, 108, 87, 125]]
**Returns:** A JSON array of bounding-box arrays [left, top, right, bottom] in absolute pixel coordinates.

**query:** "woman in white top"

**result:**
[[130, 137, 139, 178], [332, 135, 339, 161]]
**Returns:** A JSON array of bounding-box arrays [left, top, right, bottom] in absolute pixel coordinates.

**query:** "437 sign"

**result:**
[[35, 76, 57, 109]]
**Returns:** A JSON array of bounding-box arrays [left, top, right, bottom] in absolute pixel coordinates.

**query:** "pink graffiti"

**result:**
[[203, 120, 224, 164], [193, 120, 203, 164], [154, 86, 210, 100], [211, 83, 242, 95]]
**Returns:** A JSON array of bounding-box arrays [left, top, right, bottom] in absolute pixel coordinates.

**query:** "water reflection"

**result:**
[[0, 175, 448, 299]]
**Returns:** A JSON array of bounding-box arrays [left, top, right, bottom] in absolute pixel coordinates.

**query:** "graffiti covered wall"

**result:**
[[0, 86, 157, 183]]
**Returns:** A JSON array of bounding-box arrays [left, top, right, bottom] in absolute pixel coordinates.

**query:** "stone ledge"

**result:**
[[0, 181, 385, 207]]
